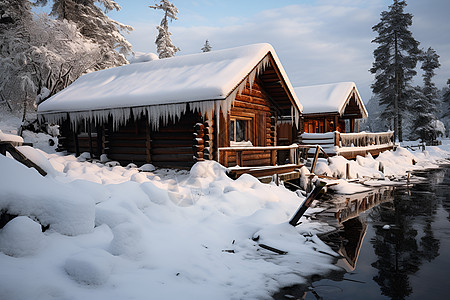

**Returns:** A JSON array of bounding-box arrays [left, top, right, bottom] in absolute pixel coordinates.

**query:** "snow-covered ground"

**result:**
[[1, 111, 449, 300]]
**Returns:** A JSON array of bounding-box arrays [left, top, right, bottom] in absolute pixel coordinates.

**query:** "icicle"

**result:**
[[190, 100, 215, 120], [146, 103, 186, 131], [39, 54, 275, 131]]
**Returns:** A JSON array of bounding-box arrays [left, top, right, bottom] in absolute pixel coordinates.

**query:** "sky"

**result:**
[[98, 0, 449, 103]]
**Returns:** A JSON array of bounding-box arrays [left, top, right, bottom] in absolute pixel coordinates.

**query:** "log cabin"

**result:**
[[293, 82, 394, 159], [38, 43, 303, 169], [294, 82, 368, 134]]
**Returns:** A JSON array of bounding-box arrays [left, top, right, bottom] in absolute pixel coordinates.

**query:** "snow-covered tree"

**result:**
[[409, 47, 441, 142], [201, 39, 212, 52], [47, 0, 133, 69], [370, 0, 421, 142], [1, 7, 102, 122], [444, 79, 450, 116], [150, 0, 180, 59], [0, 0, 35, 113]]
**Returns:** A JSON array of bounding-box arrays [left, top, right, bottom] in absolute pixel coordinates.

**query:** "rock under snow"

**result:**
[[0, 216, 44, 257]]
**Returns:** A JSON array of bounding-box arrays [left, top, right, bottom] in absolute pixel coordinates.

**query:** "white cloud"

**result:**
[[126, 0, 450, 102]]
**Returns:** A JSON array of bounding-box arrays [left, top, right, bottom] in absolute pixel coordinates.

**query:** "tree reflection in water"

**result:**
[[273, 165, 450, 300], [369, 168, 446, 300]]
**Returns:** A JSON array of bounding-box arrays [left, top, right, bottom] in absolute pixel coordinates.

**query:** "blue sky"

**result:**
[[43, 0, 450, 102]]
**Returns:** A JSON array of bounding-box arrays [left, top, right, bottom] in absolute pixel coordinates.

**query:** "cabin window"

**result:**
[[230, 118, 249, 143]]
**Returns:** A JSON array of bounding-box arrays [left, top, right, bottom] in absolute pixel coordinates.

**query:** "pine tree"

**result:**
[[48, 0, 133, 69], [370, 0, 421, 142], [444, 79, 450, 116], [201, 39, 212, 52], [150, 0, 180, 59], [409, 48, 441, 142]]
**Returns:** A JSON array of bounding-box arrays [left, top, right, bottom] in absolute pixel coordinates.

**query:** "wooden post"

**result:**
[[270, 149, 277, 166], [310, 145, 320, 173], [289, 147, 296, 164], [96, 124, 103, 156], [73, 129, 80, 157], [289, 181, 326, 226], [222, 150, 228, 167], [87, 121, 93, 158], [145, 122, 151, 163], [236, 150, 243, 167], [335, 131, 340, 147], [346, 163, 351, 179]]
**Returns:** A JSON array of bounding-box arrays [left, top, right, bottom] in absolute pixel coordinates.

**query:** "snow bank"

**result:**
[[0, 155, 95, 235], [1, 135, 448, 299], [0, 216, 44, 257], [0, 153, 339, 300], [64, 249, 114, 285]]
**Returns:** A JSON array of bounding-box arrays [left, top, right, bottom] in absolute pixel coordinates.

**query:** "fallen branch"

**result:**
[[258, 244, 287, 255]]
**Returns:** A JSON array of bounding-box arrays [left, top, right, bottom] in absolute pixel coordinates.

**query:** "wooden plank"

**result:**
[[228, 164, 302, 179], [151, 140, 193, 147], [107, 147, 147, 155], [152, 147, 193, 155], [151, 153, 194, 162]]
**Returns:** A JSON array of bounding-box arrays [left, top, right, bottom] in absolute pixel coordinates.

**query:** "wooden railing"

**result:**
[[300, 131, 394, 150], [218, 144, 299, 167], [338, 131, 394, 147]]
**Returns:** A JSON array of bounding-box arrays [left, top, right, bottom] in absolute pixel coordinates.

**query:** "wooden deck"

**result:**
[[219, 145, 305, 183], [300, 131, 395, 159]]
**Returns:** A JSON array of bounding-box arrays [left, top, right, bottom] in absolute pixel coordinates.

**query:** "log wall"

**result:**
[[219, 80, 275, 167], [150, 111, 199, 169]]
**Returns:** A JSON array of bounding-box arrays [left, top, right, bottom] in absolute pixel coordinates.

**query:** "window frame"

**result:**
[[230, 115, 254, 144]]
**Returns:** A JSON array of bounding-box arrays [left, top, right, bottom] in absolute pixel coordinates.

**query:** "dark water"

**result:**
[[274, 165, 450, 300]]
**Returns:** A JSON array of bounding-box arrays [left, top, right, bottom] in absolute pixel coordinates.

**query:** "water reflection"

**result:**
[[369, 171, 444, 299], [312, 187, 394, 272], [273, 165, 450, 300]]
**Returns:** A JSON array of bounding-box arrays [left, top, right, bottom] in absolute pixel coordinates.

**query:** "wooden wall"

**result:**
[[218, 80, 275, 167], [58, 111, 199, 169], [150, 111, 199, 169], [107, 118, 149, 164]]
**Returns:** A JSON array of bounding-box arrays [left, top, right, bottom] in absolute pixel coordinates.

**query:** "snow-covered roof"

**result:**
[[294, 82, 367, 118], [38, 43, 302, 129]]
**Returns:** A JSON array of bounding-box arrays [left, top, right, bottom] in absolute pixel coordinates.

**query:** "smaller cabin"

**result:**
[[293, 82, 394, 159], [294, 82, 368, 134]]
